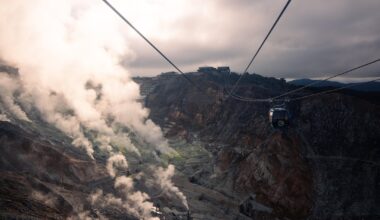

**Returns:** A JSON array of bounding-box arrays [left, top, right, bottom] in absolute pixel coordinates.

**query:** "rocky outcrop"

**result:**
[[295, 94, 380, 219], [236, 132, 313, 219], [0, 122, 107, 185], [0, 172, 73, 219], [0, 121, 108, 219]]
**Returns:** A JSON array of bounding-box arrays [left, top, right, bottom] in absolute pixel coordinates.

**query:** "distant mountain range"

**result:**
[[288, 78, 380, 92]]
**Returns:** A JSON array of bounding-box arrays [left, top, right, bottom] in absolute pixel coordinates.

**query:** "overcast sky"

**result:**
[[105, 0, 380, 80], [1, 0, 379, 81]]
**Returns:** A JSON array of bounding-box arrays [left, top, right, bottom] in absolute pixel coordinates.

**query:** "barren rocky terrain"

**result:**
[[0, 68, 379, 219]]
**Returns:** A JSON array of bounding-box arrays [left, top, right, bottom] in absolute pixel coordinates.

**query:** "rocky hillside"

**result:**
[[136, 71, 380, 220], [289, 78, 380, 92], [0, 66, 379, 220], [0, 121, 109, 219]]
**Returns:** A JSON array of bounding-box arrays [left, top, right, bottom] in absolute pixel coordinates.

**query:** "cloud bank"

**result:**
[[112, 0, 380, 79]]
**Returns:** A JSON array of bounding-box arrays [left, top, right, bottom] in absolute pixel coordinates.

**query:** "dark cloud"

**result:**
[[121, 0, 380, 80]]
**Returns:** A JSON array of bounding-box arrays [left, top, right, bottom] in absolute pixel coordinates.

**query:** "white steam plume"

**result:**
[[106, 153, 128, 178], [102, 154, 157, 219], [0, 1, 186, 218], [153, 165, 189, 209], [0, 113, 10, 122], [0, 73, 29, 121], [0, 0, 173, 157], [90, 185, 159, 220]]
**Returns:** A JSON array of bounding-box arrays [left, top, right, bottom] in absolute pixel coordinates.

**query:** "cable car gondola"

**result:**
[[269, 104, 289, 128]]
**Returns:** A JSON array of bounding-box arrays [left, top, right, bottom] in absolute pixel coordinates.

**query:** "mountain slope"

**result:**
[[0, 121, 108, 219], [289, 78, 380, 92], [137, 72, 380, 220], [0, 68, 379, 220]]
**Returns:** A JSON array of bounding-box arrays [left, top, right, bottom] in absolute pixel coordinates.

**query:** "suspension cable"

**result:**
[[226, 0, 292, 101], [103, 0, 380, 105], [272, 58, 380, 100], [102, 0, 202, 91], [291, 77, 380, 101], [231, 58, 380, 102], [229, 92, 271, 102]]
